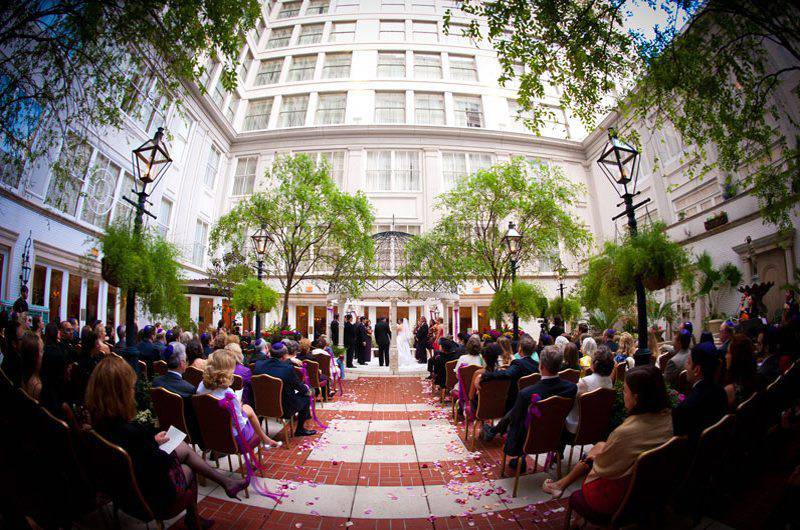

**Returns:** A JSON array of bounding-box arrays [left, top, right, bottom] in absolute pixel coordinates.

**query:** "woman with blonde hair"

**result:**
[[196, 350, 279, 449], [93, 322, 111, 356], [225, 342, 253, 405], [497, 336, 513, 368], [615, 332, 636, 368]]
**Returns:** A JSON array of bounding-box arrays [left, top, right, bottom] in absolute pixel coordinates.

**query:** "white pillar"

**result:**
[[453, 300, 460, 336], [389, 298, 398, 373], [309, 304, 317, 337], [337, 301, 345, 347], [368, 305, 376, 324], [471, 304, 478, 332], [410, 305, 417, 325], [441, 299, 449, 337]]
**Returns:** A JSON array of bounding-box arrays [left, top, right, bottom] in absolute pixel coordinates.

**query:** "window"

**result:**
[[366, 150, 420, 191], [441, 151, 494, 190], [243, 98, 273, 131], [199, 56, 218, 87], [377, 52, 405, 77], [507, 99, 527, 132], [379, 21, 405, 41], [316, 93, 346, 125], [211, 76, 226, 106], [288, 55, 317, 81], [307, 0, 329, 14], [46, 133, 91, 216], [414, 93, 444, 125], [238, 50, 254, 83], [232, 156, 258, 196], [540, 104, 570, 138], [121, 70, 166, 134], [113, 172, 137, 224], [302, 151, 346, 186], [267, 27, 293, 48], [167, 114, 193, 164], [277, 1, 301, 18], [414, 53, 442, 79], [454, 95, 483, 128], [193, 220, 208, 267], [374, 223, 420, 234], [412, 0, 434, 13], [374, 92, 405, 124], [330, 21, 355, 42], [449, 55, 477, 81], [80, 153, 121, 227], [412, 21, 437, 42], [381, 0, 405, 10], [224, 93, 240, 122], [336, 0, 359, 13], [157, 197, 173, 238], [447, 22, 471, 45], [256, 59, 283, 85], [203, 144, 221, 188], [298, 24, 324, 44], [322, 53, 351, 78], [279, 94, 309, 127]]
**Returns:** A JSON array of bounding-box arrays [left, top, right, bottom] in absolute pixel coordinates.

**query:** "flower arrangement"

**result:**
[[704, 211, 729, 231], [264, 323, 302, 344], [479, 327, 525, 341]]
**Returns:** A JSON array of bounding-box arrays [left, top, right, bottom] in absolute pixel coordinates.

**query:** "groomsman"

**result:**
[[330, 313, 340, 346], [415, 317, 429, 364], [343, 314, 355, 368], [356, 316, 368, 364], [374, 317, 391, 367]]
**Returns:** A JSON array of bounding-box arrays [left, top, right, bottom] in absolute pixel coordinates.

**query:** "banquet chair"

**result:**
[[441, 359, 458, 404], [231, 374, 244, 391], [679, 414, 734, 518], [303, 360, 327, 405], [569, 387, 616, 465], [468, 379, 511, 448], [558, 368, 580, 384], [677, 370, 692, 396], [150, 387, 196, 446], [656, 351, 674, 373], [251, 374, 292, 447], [610, 362, 627, 384], [183, 366, 203, 387], [451, 364, 481, 420], [312, 352, 333, 398], [137, 360, 148, 379], [517, 372, 541, 391], [153, 360, 168, 377]]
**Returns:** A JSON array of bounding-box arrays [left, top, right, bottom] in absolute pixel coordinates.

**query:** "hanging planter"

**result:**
[[230, 277, 280, 315], [704, 211, 728, 231], [101, 256, 121, 287]]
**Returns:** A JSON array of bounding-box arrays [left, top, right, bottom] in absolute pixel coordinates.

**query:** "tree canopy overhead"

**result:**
[[452, 0, 800, 227]]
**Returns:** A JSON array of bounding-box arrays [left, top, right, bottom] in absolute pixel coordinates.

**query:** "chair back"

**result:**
[[153, 360, 168, 376], [183, 366, 203, 387], [558, 368, 580, 383], [573, 387, 616, 445], [191, 394, 238, 455], [303, 360, 322, 388], [312, 353, 332, 381], [656, 351, 674, 372], [677, 370, 691, 396], [684, 414, 734, 491], [251, 374, 284, 418], [231, 374, 243, 391], [150, 387, 189, 435], [517, 372, 541, 391], [521, 396, 573, 455], [611, 361, 627, 384], [137, 360, 147, 379], [457, 364, 481, 397], [294, 365, 305, 382], [474, 379, 511, 421], [444, 360, 458, 391]]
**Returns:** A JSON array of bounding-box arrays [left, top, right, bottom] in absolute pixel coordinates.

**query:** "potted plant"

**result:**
[[690, 252, 742, 333], [677, 210, 687, 222], [488, 280, 545, 329], [704, 211, 728, 231], [546, 296, 582, 326], [615, 222, 692, 292], [230, 277, 280, 317]]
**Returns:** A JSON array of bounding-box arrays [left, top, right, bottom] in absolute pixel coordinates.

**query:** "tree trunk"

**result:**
[[281, 289, 290, 328], [496, 316, 503, 330]]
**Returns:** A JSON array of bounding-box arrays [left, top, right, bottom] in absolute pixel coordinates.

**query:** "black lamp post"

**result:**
[[124, 127, 172, 350], [555, 260, 567, 301], [502, 221, 522, 342], [597, 128, 651, 366], [19, 232, 32, 289], [250, 224, 270, 338]]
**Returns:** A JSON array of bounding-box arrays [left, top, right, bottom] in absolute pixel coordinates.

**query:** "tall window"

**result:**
[[193, 220, 208, 267], [113, 172, 137, 224], [447, 22, 471, 45], [256, 59, 283, 85], [449, 55, 477, 81], [298, 24, 324, 44], [224, 93, 240, 122], [302, 151, 346, 186], [413, 53, 442, 79], [330, 21, 355, 42], [279, 94, 309, 127], [267, 27, 293, 48], [454, 95, 483, 128], [414, 93, 444, 125], [316, 93, 346, 125], [307, 0, 329, 14], [322, 53, 351, 78], [238, 50, 254, 82], [374, 92, 405, 124], [46, 133, 91, 216], [441, 151, 494, 190], [336, 0, 359, 13], [412, 0, 434, 12], [167, 114, 193, 164], [377, 52, 405, 77], [232, 156, 258, 196], [211, 75, 227, 106], [121, 70, 166, 134], [381, 0, 405, 10], [80, 152, 122, 228], [366, 150, 420, 191], [203, 144, 221, 188], [277, 0, 301, 18], [412, 21, 437, 42], [243, 98, 273, 131], [157, 197, 173, 238], [288, 55, 317, 81], [379, 21, 405, 40]]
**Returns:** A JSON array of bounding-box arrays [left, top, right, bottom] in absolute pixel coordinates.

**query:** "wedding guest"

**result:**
[[40, 322, 66, 412], [137, 325, 159, 367], [224, 342, 252, 406], [415, 317, 429, 364], [433, 338, 461, 389], [717, 320, 734, 359], [19, 331, 42, 401], [200, 333, 213, 357], [579, 337, 597, 370], [468, 343, 502, 411], [94, 322, 112, 356], [455, 334, 484, 371], [602, 329, 618, 353], [664, 329, 692, 388], [186, 339, 207, 370], [564, 347, 614, 436], [614, 332, 636, 368], [562, 342, 581, 371], [724, 333, 758, 409], [498, 335, 514, 368], [573, 323, 589, 350], [549, 316, 565, 338], [756, 325, 783, 385], [672, 342, 728, 443], [114, 325, 127, 353], [152, 343, 196, 398]]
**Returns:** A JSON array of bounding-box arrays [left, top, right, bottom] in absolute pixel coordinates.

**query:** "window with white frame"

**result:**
[[121, 69, 166, 135], [507, 99, 528, 132], [279, 94, 309, 127], [243, 98, 273, 131], [374, 92, 405, 124], [449, 55, 477, 81], [232, 156, 258, 196], [238, 50, 254, 83], [336, 0, 359, 13], [446, 22, 471, 45], [267, 26, 293, 48], [441, 151, 494, 190], [211, 75, 226, 107], [157, 197, 173, 238], [413, 53, 442, 79], [412, 21, 438, 42], [256, 59, 283, 85], [307, 0, 329, 14], [454, 95, 483, 128], [366, 150, 420, 191], [301, 151, 346, 186], [381, 0, 405, 10], [80, 152, 122, 228], [224, 92, 240, 122], [277, 1, 301, 18], [374, 223, 420, 234], [412, 0, 434, 12], [113, 171, 137, 225], [45, 133, 91, 216], [287, 55, 317, 81], [316, 93, 346, 125], [322, 53, 351, 78], [539, 104, 570, 138], [536, 248, 559, 273], [330, 21, 356, 42], [414, 93, 444, 125], [198, 56, 218, 87], [377, 52, 406, 77], [203, 144, 221, 188], [298, 24, 324, 44], [167, 114, 193, 164], [379, 20, 405, 40], [193, 220, 209, 267]]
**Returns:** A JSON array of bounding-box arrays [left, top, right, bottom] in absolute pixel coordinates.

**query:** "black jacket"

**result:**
[[481, 356, 539, 412], [330, 320, 340, 345], [343, 321, 355, 347], [672, 378, 728, 444], [505, 376, 577, 456], [152, 371, 197, 399], [416, 323, 429, 348], [374, 320, 391, 346], [40, 343, 67, 413], [356, 322, 367, 346], [254, 357, 309, 417]]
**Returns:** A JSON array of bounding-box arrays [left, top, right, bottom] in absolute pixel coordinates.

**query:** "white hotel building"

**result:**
[[0, 0, 797, 337]]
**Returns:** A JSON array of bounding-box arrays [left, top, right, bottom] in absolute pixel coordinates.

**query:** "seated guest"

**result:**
[[20, 331, 43, 401], [664, 329, 692, 388], [572, 323, 589, 351], [93, 322, 112, 356], [433, 338, 462, 389], [699, 331, 715, 345], [504, 346, 578, 471], [549, 317, 565, 339], [614, 332, 636, 368], [497, 336, 514, 368], [250, 339, 268, 364], [724, 333, 758, 409], [756, 325, 784, 385], [478, 334, 539, 422], [154, 328, 167, 357], [186, 339, 206, 370], [312, 336, 340, 379], [455, 335, 484, 371], [253, 342, 317, 437], [212, 331, 227, 352], [602, 329, 618, 353], [114, 325, 127, 353], [179, 331, 192, 345], [40, 322, 66, 412], [196, 350, 280, 447], [468, 343, 502, 413], [224, 342, 252, 406], [579, 337, 597, 370], [297, 337, 328, 392], [541, 365, 673, 516], [561, 342, 581, 371], [564, 347, 614, 435], [672, 342, 728, 443], [87, 356, 249, 529], [716, 320, 734, 359], [152, 343, 196, 398], [200, 333, 213, 357], [137, 325, 159, 367]]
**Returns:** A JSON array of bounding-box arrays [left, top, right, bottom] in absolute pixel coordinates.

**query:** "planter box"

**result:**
[[704, 212, 729, 231], [707, 318, 724, 335]]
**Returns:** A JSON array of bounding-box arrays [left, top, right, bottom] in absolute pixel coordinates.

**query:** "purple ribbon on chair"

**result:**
[[456, 368, 472, 422], [524, 393, 542, 429], [217, 393, 286, 502], [325, 347, 345, 395], [300, 362, 328, 430]]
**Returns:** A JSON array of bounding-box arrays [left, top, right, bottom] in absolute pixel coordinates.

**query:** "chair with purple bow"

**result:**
[[451, 364, 480, 421], [467, 378, 511, 449]]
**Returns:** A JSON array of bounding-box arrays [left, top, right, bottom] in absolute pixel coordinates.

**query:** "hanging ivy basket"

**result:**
[[101, 256, 121, 287]]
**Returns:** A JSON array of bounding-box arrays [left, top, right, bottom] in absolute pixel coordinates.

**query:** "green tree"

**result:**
[[547, 297, 582, 324], [209, 155, 375, 327], [453, 0, 800, 227], [690, 252, 743, 319], [488, 280, 546, 324], [230, 277, 280, 315], [0, 0, 259, 186]]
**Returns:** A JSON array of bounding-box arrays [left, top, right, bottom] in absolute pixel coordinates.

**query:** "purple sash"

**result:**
[[456, 367, 473, 422], [524, 393, 542, 429], [300, 362, 328, 430]]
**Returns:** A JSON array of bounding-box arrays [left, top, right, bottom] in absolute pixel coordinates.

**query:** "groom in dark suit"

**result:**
[[374, 317, 391, 367], [343, 314, 355, 368], [415, 317, 429, 363], [355, 316, 368, 364]]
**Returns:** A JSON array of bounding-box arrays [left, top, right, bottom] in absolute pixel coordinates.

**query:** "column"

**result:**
[[337, 301, 345, 347], [389, 298, 399, 373], [471, 303, 478, 332], [308, 304, 316, 338], [410, 305, 417, 325], [441, 298, 449, 337], [368, 305, 376, 324], [453, 300, 460, 337]]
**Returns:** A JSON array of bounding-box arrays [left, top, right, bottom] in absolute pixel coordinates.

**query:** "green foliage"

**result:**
[[98, 221, 190, 327], [230, 277, 280, 315], [547, 297, 582, 323], [488, 281, 546, 322], [689, 252, 743, 319], [207, 249, 253, 300], [647, 298, 676, 327], [576, 241, 634, 316], [588, 308, 621, 333]]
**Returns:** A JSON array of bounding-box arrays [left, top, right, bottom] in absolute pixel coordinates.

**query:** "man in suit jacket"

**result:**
[[504, 346, 577, 468], [433, 338, 461, 388], [478, 334, 540, 416], [374, 317, 392, 367], [343, 314, 356, 368], [716, 320, 733, 359], [152, 344, 196, 398], [664, 329, 692, 388], [355, 317, 368, 364], [330, 314, 340, 347], [137, 325, 159, 367], [672, 342, 728, 444], [253, 342, 316, 436], [415, 318, 429, 364]]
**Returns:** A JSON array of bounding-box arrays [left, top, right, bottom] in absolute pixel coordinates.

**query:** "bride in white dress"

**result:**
[[396, 318, 417, 366]]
